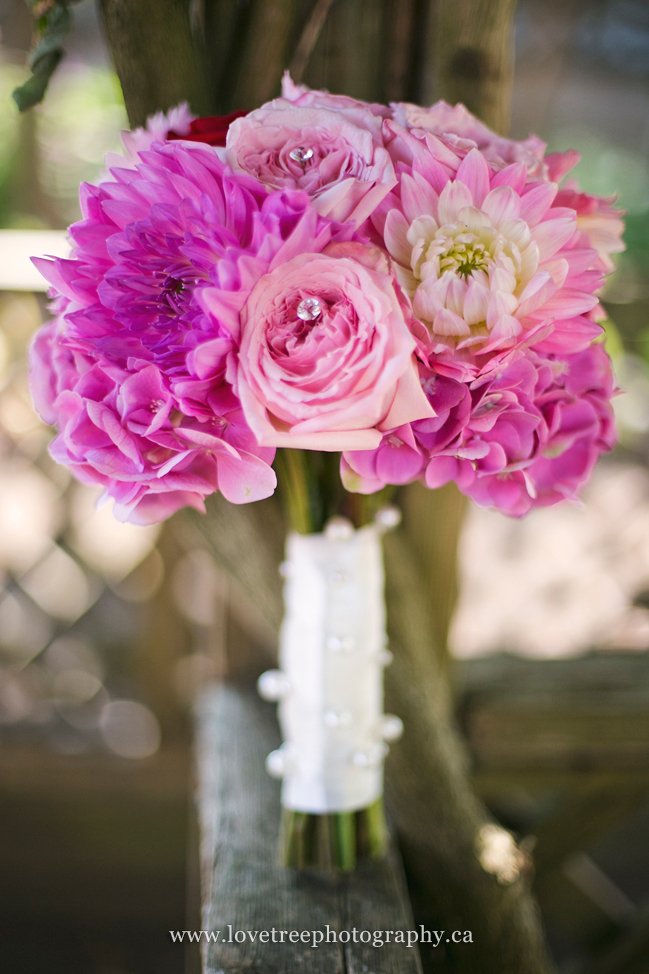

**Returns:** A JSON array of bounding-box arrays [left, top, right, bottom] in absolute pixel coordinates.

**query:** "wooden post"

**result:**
[[97, 0, 211, 127], [227, 0, 301, 110], [422, 0, 518, 133], [382, 524, 554, 974], [196, 682, 423, 974]]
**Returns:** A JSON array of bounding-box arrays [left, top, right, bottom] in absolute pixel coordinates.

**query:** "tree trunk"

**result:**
[[98, 0, 211, 127], [383, 496, 552, 972], [422, 0, 518, 133], [96, 1, 556, 970]]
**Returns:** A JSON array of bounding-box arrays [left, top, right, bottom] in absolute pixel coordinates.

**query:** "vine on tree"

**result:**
[[13, 0, 85, 112]]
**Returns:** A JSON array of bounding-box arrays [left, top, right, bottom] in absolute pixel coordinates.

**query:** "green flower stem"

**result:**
[[274, 448, 394, 871], [274, 448, 397, 533], [281, 800, 388, 872], [274, 449, 313, 534]]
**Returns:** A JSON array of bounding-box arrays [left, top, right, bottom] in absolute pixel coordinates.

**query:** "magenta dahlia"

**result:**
[[30, 140, 355, 522]]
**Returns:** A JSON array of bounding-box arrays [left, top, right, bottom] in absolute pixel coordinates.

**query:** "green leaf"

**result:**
[[29, 5, 71, 70], [12, 0, 79, 112], [12, 48, 63, 112]]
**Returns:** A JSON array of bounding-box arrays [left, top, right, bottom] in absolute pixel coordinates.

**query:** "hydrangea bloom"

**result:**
[[342, 343, 616, 515], [30, 84, 621, 523]]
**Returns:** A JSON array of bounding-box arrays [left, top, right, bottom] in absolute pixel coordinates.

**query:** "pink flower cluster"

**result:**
[[30, 74, 621, 523]]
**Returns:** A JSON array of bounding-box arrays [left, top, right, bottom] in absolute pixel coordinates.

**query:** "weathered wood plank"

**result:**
[[195, 682, 423, 974], [460, 652, 649, 772]]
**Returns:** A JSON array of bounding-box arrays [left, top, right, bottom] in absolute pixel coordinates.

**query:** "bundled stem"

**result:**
[[274, 449, 314, 535], [281, 798, 388, 871], [274, 449, 396, 534], [274, 447, 393, 872]]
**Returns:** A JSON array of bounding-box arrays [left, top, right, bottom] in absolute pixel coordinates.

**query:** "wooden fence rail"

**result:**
[[195, 682, 423, 974]]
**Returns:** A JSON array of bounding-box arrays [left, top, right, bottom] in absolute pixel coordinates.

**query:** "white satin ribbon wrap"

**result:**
[[260, 521, 399, 814]]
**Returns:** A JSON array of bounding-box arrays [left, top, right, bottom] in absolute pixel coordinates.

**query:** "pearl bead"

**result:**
[[324, 710, 352, 728], [375, 505, 402, 531], [257, 669, 291, 702], [381, 714, 404, 741], [324, 516, 354, 541], [352, 742, 389, 768], [266, 748, 289, 778]]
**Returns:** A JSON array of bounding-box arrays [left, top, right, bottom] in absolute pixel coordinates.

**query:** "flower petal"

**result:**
[[401, 172, 438, 223], [455, 148, 491, 206], [520, 182, 558, 226], [385, 209, 412, 266], [482, 186, 521, 227], [437, 179, 473, 225], [531, 216, 577, 260]]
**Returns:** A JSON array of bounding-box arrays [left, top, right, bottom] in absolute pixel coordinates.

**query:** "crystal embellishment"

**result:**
[[289, 145, 314, 165], [297, 297, 322, 321]]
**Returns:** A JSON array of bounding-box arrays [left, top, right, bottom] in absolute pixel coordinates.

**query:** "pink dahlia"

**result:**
[[554, 184, 625, 276], [377, 129, 608, 361]]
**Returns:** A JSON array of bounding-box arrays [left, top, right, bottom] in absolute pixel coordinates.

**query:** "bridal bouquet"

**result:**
[[30, 74, 621, 869]]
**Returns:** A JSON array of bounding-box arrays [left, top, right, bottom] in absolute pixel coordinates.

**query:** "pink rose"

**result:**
[[391, 100, 548, 178], [281, 71, 391, 119], [225, 100, 396, 227], [226, 243, 433, 451]]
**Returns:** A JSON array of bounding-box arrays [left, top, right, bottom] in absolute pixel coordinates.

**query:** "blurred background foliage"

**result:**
[[0, 0, 647, 972]]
